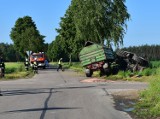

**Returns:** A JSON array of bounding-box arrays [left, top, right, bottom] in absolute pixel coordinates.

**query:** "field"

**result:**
[[3, 62, 32, 79]]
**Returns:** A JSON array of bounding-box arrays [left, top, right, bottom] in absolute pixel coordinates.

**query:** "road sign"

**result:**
[[26, 51, 32, 56]]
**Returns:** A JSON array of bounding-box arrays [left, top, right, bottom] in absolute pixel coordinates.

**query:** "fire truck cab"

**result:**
[[30, 52, 48, 69]]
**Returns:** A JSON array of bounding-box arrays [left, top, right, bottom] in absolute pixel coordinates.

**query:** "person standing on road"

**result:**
[[24, 58, 30, 71], [33, 58, 38, 73], [57, 58, 63, 71], [0, 56, 5, 75]]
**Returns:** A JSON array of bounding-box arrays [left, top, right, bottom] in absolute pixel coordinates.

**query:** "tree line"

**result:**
[[122, 45, 160, 61], [0, 43, 23, 62], [1, 42, 160, 62]]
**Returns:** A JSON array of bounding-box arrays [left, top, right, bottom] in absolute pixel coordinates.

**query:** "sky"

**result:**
[[0, 0, 160, 47]]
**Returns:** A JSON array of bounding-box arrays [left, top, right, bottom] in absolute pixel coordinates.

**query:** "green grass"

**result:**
[[134, 77, 160, 118], [1, 62, 33, 79], [107, 66, 159, 82], [150, 61, 160, 68], [67, 62, 83, 72], [5, 62, 24, 74], [130, 61, 160, 118]]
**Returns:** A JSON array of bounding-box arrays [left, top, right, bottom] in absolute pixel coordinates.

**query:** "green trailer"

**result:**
[[79, 41, 117, 77]]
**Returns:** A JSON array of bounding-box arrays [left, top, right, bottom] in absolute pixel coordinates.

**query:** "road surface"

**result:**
[[0, 69, 147, 119]]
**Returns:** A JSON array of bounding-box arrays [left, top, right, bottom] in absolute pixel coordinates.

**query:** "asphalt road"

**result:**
[[0, 69, 148, 119]]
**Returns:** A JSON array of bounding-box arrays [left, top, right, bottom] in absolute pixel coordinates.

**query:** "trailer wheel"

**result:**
[[85, 69, 93, 77]]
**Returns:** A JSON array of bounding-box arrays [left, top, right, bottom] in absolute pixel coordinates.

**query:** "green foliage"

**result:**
[[71, 0, 130, 46], [0, 43, 23, 62], [10, 16, 46, 56], [50, 0, 130, 61], [47, 36, 69, 61]]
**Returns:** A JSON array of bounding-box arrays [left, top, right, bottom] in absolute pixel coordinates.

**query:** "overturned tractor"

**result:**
[[116, 50, 149, 72]]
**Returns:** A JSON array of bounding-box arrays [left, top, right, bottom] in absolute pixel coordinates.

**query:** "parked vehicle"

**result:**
[[30, 52, 48, 69], [79, 41, 118, 77]]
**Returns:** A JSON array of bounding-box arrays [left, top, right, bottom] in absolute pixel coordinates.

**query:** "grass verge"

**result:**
[[133, 77, 160, 119], [1, 62, 33, 80]]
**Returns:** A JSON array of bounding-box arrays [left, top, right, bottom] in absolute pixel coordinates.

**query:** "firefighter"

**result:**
[[57, 58, 63, 71], [33, 58, 38, 73], [24, 58, 29, 71], [0, 56, 5, 77]]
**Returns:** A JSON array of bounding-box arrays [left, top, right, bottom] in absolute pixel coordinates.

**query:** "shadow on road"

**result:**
[[1, 85, 96, 97], [1, 88, 60, 96], [0, 88, 82, 119], [0, 107, 81, 114]]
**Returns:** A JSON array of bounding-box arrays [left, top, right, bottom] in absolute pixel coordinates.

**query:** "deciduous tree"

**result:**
[[10, 16, 45, 56]]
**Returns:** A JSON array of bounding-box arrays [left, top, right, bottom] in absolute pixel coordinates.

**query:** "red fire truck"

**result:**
[[30, 52, 48, 69]]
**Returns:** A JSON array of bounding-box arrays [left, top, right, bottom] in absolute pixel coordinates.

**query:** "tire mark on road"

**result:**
[[40, 88, 53, 119], [102, 88, 109, 96]]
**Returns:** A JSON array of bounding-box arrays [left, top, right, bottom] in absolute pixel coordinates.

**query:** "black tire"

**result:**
[[103, 68, 111, 76], [43, 66, 46, 69], [85, 69, 93, 77]]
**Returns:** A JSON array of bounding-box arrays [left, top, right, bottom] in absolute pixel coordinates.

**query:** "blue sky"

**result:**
[[0, 0, 160, 47]]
